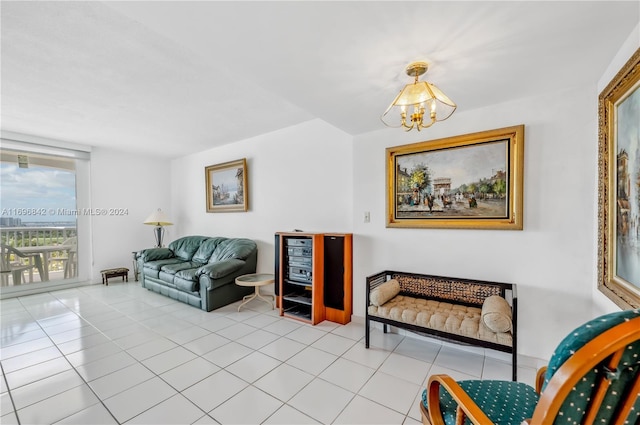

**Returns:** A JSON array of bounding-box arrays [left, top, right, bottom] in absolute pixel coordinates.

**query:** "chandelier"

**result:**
[[381, 61, 456, 131]]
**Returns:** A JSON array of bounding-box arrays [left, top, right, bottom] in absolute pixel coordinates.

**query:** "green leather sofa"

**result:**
[[136, 235, 257, 311]]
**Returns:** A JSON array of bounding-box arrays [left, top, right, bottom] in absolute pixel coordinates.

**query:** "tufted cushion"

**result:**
[[370, 279, 400, 306], [481, 295, 512, 333], [422, 380, 539, 425], [368, 295, 511, 346]]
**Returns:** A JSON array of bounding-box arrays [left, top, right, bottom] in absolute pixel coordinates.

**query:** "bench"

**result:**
[[100, 267, 129, 286], [366, 270, 518, 380]]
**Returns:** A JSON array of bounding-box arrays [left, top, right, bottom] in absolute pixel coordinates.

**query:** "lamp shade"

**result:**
[[143, 209, 173, 226]]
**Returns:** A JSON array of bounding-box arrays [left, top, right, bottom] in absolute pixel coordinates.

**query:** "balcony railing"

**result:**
[[1, 226, 76, 248], [1, 226, 77, 285]]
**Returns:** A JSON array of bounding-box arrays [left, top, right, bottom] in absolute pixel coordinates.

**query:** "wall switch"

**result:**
[[364, 211, 370, 223]]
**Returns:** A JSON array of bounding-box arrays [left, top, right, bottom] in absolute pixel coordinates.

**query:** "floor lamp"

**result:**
[[143, 208, 173, 248]]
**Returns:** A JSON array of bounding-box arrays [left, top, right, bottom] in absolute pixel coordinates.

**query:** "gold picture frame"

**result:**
[[597, 48, 640, 309], [386, 125, 524, 230], [205, 158, 248, 213]]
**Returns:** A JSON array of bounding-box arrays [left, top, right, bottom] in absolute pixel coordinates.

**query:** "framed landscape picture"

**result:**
[[598, 48, 640, 309], [205, 158, 248, 212], [386, 125, 524, 230]]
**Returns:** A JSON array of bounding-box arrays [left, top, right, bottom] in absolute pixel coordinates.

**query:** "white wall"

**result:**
[[170, 119, 354, 278], [353, 85, 599, 360], [89, 147, 172, 282]]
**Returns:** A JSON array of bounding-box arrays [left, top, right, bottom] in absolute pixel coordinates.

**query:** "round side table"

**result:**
[[235, 273, 275, 311]]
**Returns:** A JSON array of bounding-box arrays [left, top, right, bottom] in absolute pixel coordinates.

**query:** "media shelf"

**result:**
[[284, 280, 312, 288], [283, 305, 312, 321], [283, 293, 313, 305], [275, 232, 352, 325]]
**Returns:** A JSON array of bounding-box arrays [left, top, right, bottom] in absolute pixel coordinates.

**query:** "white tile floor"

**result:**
[[0, 282, 542, 424]]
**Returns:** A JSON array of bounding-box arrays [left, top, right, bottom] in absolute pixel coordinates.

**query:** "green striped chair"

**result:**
[[421, 309, 640, 424]]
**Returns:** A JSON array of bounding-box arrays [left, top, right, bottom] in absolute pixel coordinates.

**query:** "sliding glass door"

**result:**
[[0, 141, 89, 295]]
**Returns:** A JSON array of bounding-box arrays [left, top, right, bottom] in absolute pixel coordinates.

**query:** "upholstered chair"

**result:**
[[421, 309, 640, 424]]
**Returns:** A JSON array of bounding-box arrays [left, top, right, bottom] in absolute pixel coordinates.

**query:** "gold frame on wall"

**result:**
[[205, 158, 248, 213], [597, 48, 640, 309], [386, 125, 524, 230]]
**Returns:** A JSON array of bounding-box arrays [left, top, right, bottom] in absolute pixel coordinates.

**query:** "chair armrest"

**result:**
[[427, 375, 493, 425], [535, 366, 547, 394], [138, 248, 173, 262], [197, 259, 244, 279]]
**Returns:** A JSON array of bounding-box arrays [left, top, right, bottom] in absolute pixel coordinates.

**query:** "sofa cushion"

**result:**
[[197, 258, 244, 279], [169, 236, 210, 261], [139, 247, 174, 262], [209, 238, 257, 262], [161, 261, 201, 275], [143, 258, 184, 271], [175, 268, 199, 282], [143, 268, 160, 280], [481, 295, 512, 333], [192, 237, 226, 264], [159, 271, 177, 285], [174, 274, 199, 292]]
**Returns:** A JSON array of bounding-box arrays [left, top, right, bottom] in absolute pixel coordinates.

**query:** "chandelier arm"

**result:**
[[402, 119, 415, 131], [418, 114, 437, 130]]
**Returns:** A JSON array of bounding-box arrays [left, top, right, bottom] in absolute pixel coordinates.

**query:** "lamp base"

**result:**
[[153, 226, 165, 248]]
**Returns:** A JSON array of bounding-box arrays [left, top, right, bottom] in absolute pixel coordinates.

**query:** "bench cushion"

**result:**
[[368, 294, 512, 346]]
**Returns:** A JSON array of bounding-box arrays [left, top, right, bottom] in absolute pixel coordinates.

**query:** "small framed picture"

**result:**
[[205, 158, 248, 213]]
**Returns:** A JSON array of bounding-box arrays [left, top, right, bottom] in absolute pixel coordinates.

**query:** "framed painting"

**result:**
[[205, 158, 248, 212], [598, 48, 640, 309], [386, 125, 524, 229]]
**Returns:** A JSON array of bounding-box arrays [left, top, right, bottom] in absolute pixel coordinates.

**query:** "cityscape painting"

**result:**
[[598, 47, 640, 309], [614, 84, 640, 293], [386, 125, 524, 230]]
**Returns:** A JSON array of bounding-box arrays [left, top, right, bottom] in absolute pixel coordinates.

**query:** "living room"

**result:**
[[2, 2, 639, 424]]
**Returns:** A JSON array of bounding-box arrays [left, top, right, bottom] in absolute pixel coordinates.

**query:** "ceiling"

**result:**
[[1, 1, 638, 158]]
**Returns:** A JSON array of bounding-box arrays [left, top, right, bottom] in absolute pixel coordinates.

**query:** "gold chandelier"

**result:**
[[381, 61, 456, 131]]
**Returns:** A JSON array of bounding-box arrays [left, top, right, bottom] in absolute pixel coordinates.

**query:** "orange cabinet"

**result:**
[[275, 232, 352, 325]]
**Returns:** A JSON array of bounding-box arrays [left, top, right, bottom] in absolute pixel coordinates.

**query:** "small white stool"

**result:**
[[235, 273, 275, 311]]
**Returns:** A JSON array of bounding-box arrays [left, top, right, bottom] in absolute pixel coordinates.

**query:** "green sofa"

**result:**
[[136, 235, 257, 311]]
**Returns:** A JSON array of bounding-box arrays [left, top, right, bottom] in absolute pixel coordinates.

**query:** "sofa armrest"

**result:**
[[197, 259, 245, 279], [138, 248, 174, 262]]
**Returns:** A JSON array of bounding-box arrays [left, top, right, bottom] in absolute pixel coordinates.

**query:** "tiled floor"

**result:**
[[0, 282, 542, 424]]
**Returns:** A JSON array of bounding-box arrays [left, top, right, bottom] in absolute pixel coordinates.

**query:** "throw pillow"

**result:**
[[370, 279, 400, 306], [481, 295, 512, 333]]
